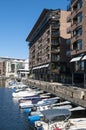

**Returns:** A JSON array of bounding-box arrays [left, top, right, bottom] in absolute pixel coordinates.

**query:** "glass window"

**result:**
[[77, 12, 82, 23], [11, 64, 15, 72], [66, 51, 71, 57], [73, 39, 82, 50], [73, 26, 82, 37], [77, 39, 82, 50], [78, 0, 82, 9], [81, 61, 84, 70], [66, 39, 71, 44]]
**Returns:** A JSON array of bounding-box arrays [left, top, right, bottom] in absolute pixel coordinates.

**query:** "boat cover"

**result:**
[[41, 108, 71, 121], [28, 115, 41, 123]]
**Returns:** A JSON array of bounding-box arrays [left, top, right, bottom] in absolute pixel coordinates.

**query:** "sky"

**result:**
[[0, 0, 70, 60]]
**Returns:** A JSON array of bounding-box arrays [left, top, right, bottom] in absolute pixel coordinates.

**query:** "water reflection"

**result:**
[[0, 78, 13, 87], [0, 80, 30, 130], [0, 79, 5, 87]]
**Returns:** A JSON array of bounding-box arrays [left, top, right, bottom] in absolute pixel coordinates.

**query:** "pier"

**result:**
[[25, 79, 86, 108]]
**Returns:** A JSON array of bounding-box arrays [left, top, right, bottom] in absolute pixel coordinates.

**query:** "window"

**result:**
[[66, 51, 71, 57], [73, 26, 82, 37], [11, 64, 15, 72], [81, 61, 84, 70], [77, 12, 82, 23], [77, 39, 82, 50], [78, 0, 82, 9], [73, 39, 82, 50], [51, 39, 59, 45], [66, 39, 71, 44]]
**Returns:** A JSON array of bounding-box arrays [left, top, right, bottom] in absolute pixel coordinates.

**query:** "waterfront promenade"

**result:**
[[25, 79, 86, 108]]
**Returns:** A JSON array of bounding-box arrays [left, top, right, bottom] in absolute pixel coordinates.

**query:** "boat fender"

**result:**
[[24, 108, 31, 113]]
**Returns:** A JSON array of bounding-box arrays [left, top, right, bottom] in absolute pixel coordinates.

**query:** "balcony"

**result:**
[[51, 69, 60, 74], [51, 23, 60, 29], [51, 31, 60, 38], [51, 41, 60, 46], [67, 26, 71, 33], [71, 1, 82, 15], [67, 14, 71, 22], [51, 56, 60, 62], [51, 48, 60, 53]]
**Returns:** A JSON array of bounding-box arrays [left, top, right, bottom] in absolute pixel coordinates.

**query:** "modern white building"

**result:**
[[0, 57, 29, 79], [17, 59, 30, 79]]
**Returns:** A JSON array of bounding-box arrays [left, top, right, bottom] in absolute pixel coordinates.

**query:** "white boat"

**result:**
[[12, 89, 38, 98], [32, 108, 71, 130], [65, 118, 86, 130], [8, 80, 28, 89], [24, 100, 71, 113], [70, 106, 85, 111], [34, 108, 86, 130], [19, 97, 59, 109], [30, 104, 72, 117]]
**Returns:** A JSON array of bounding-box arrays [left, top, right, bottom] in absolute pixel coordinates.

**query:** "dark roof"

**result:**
[[26, 8, 61, 42], [26, 9, 49, 42]]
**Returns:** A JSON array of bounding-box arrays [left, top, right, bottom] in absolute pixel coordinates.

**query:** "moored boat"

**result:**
[[19, 97, 59, 109], [29, 108, 71, 130], [24, 100, 71, 114]]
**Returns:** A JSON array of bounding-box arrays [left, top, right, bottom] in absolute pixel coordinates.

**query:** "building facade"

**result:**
[[67, 0, 86, 87], [0, 57, 29, 79], [26, 9, 71, 83], [0, 60, 5, 77]]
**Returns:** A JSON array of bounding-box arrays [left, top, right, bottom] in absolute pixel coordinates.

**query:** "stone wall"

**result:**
[[25, 79, 86, 108]]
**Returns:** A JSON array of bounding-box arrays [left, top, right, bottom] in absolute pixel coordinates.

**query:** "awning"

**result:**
[[70, 56, 82, 62], [82, 55, 86, 60], [32, 64, 49, 70]]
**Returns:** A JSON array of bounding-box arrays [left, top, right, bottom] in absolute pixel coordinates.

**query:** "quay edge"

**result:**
[[24, 79, 86, 108]]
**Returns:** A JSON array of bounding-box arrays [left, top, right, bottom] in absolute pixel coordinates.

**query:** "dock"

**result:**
[[25, 79, 86, 108]]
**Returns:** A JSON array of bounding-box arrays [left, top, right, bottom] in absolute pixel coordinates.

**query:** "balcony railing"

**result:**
[[51, 69, 60, 74], [51, 57, 60, 62], [67, 27, 71, 33], [51, 48, 60, 53], [67, 14, 71, 22], [51, 42, 60, 46], [51, 32, 60, 37]]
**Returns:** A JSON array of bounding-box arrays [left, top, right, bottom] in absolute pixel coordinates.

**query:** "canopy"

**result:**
[[41, 108, 71, 121], [32, 64, 49, 70], [70, 56, 81, 62], [82, 55, 86, 60]]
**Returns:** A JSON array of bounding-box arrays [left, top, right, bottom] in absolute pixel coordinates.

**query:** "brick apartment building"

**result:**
[[26, 9, 71, 83], [67, 0, 86, 87]]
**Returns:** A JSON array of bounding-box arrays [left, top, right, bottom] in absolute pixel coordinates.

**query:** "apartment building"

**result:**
[[67, 0, 86, 87], [26, 9, 71, 83]]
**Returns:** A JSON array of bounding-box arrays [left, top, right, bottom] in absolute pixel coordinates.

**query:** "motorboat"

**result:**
[[34, 107, 86, 130], [19, 97, 59, 109], [24, 100, 71, 114], [29, 104, 72, 118], [12, 89, 38, 98], [28, 108, 71, 130], [64, 118, 86, 130]]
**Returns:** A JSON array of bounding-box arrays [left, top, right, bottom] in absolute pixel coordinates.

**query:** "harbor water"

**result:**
[[0, 86, 30, 130], [0, 80, 86, 130]]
